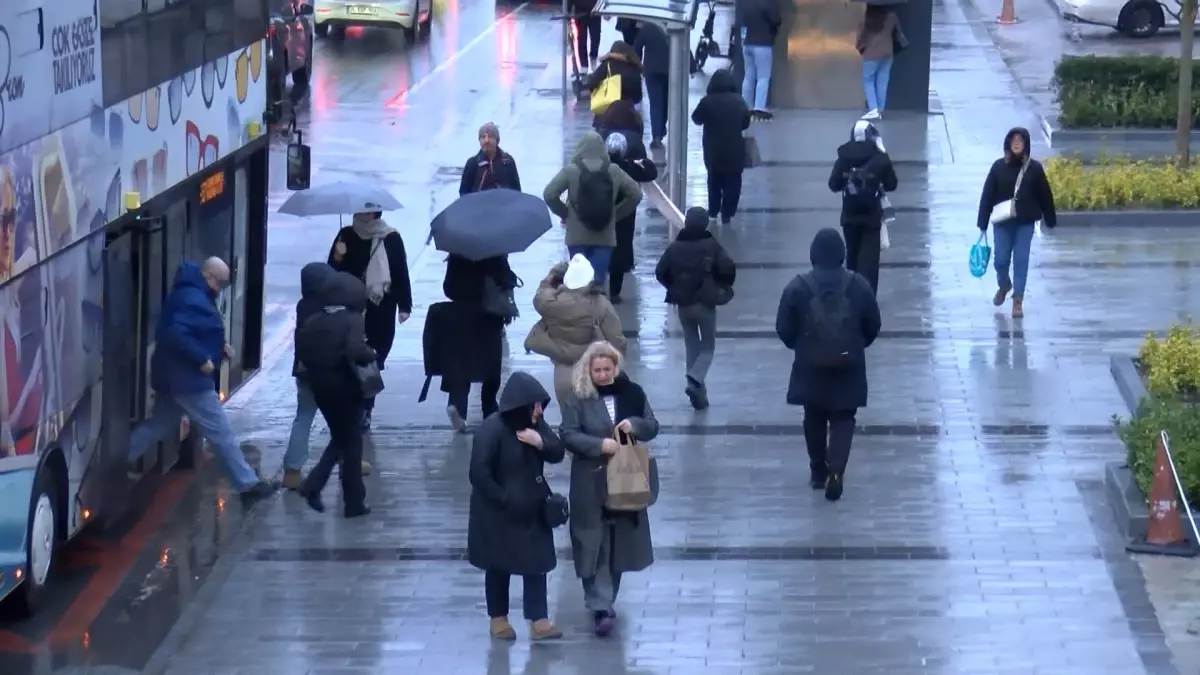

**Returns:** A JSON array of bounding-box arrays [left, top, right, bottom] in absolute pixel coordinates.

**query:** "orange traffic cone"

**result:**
[[1126, 434, 1198, 556], [997, 0, 1019, 24]]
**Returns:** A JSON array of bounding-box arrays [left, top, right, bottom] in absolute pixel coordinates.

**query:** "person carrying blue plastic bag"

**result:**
[[976, 127, 1057, 318]]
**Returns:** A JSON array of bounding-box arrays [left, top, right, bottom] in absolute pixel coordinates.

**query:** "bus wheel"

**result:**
[[11, 470, 58, 617]]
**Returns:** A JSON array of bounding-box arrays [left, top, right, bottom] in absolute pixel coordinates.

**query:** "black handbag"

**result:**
[[482, 274, 522, 320], [541, 492, 570, 528], [892, 24, 909, 55], [352, 360, 385, 398]]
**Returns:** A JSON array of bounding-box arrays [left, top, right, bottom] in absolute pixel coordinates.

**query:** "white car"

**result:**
[[1061, 0, 1196, 37], [314, 0, 432, 40]]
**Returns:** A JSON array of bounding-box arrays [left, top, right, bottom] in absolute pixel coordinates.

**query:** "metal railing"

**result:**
[[642, 181, 683, 239], [1160, 430, 1200, 545]]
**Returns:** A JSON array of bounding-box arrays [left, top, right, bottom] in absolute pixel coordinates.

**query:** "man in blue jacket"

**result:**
[[127, 257, 274, 502]]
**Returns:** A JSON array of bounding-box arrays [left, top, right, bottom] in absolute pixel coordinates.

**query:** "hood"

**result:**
[[173, 261, 215, 298], [572, 131, 609, 164], [498, 371, 551, 413], [677, 206, 714, 241], [707, 68, 738, 95], [836, 140, 882, 166], [1004, 126, 1031, 163], [300, 262, 336, 298], [602, 42, 642, 69], [810, 228, 846, 270], [323, 271, 368, 311]]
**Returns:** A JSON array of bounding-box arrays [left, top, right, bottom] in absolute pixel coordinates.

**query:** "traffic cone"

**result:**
[[997, 0, 1019, 24], [1126, 434, 1198, 557]]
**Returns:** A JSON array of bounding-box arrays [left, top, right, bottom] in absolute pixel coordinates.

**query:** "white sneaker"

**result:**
[[862, 109, 880, 120]]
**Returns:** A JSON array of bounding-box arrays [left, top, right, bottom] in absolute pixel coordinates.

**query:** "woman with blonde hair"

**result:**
[[559, 341, 659, 637]]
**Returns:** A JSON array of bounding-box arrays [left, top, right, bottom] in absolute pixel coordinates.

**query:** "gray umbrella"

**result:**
[[277, 181, 403, 216], [430, 189, 551, 261]]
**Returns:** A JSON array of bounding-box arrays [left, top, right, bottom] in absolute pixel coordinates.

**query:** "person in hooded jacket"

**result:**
[[775, 229, 881, 502], [633, 19, 671, 148], [329, 211, 413, 430], [692, 68, 752, 224], [828, 120, 898, 294], [525, 255, 627, 407], [585, 41, 645, 108], [467, 371, 565, 641], [597, 117, 659, 300], [543, 131, 643, 286], [977, 127, 1056, 319], [460, 122, 521, 195], [736, 0, 782, 117], [655, 207, 737, 410], [293, 271, 379, 518]]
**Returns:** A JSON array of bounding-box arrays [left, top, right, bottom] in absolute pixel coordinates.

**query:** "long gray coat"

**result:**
[[559, 379, 659, 580]]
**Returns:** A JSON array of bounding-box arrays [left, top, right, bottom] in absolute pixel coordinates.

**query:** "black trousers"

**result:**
[[802, 406, 857, 476], [485, 570, 548, 621], [842, 221, 881, 294], [447, 371, 502, 420], [645, 73, 669, 140], [305, 394, 366, 510], [706, 170, 743, 220], [574, 15, 602, 66]]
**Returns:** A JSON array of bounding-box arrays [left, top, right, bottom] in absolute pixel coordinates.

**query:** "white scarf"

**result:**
[[351, 217, 396, 305]]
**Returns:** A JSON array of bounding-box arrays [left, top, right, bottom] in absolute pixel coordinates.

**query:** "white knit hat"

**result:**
[[563, 254, 594, 290]]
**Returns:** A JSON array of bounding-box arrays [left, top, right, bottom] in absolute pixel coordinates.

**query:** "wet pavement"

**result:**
[[4, 0, 1200, 672]]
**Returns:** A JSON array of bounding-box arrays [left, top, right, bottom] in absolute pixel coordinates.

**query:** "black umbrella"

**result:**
[[430, 189, 552, 261]]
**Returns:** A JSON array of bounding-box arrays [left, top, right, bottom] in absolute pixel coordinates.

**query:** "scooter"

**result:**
[[693, 0, 722, 72]]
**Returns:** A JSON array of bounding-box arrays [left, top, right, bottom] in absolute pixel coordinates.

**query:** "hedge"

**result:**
[[1045, 156, 1200, 210], [1053, 55, 1200, 129]]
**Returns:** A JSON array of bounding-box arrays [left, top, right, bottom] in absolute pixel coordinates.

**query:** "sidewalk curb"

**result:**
[[1043, 116, 1200, 159], [1058, 210, 1200, 226]]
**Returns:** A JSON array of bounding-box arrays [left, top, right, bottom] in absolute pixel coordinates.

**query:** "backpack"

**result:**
[[841, 164, 881, 215], [797, 272, 858, 368], [572, 159, 616, 231]]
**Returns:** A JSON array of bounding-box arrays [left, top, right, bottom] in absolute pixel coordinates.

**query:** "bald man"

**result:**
[[126, 257, 275, 503]]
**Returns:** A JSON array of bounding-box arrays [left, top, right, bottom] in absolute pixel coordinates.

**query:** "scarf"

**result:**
[[351, 217, 396, 305], [594, 373, 647, 427]]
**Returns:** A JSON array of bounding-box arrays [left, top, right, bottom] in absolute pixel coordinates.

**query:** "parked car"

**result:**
[[314, 0, 433, 41], [268, 1, 315, 105], [1061, 0, 1194, 37]]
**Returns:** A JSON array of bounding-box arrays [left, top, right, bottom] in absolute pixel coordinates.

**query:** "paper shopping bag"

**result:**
[[604, 431, 653, 511]]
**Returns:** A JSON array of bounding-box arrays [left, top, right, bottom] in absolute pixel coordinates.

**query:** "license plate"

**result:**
[[347, 5, 377, 14]]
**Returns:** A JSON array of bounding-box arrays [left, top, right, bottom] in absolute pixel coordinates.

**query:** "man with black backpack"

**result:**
[[543, 131, 643, 286], [775, 228, 881, 502], [828, 120, 898, 294]]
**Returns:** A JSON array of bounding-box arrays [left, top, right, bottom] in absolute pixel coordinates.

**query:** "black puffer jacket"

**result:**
[[585, 44, 644, 104], [293, 262, 336, 378], [295, 272, 378, 400], [977, 127, 1057, 230], [691, 69, 752, 173], [828, 139, 898, 226], [737, 0, 782, 47], [655, 208, 737, 307]]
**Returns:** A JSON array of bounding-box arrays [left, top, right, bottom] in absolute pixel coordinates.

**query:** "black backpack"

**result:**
[[573, 159, 616, 231], [841, 164, 881, 215], [797, 272, 858, 368]]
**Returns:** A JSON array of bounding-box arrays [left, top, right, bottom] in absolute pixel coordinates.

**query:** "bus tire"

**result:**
[[11, 468, 59, 617]]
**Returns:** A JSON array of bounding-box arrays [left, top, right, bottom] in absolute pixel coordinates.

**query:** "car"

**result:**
[[268, 1, 315, 106], [1061, 0, 1195, 37], [313, 0, 433, 41]]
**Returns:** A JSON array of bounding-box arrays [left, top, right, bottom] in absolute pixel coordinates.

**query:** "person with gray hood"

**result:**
[[542, 131, 643, 286]]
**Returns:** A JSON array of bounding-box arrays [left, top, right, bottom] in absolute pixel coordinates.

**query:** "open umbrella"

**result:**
[[430, 189, 551, 261], [277, 181, 403, 217]]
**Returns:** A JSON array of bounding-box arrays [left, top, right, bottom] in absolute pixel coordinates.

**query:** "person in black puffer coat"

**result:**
[[597, 101, 659, 302], [692, 68, 752, 224], [654, 207, 736, 410], [586, 41, 644, 112]]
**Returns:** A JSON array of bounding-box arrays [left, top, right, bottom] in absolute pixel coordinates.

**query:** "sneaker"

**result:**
[[809, 470, 828, 490], [593, 611, 615, 637], [299, 483, 325, 513], [530, 619, 563, 641], [650, 137, 664, 149], [360, 460, 372, 477], [281, 469, 304, 490], [447, 405, 468, 433], [825, 473, 844, 502], [993, 282, 1012, 307], [489, 617, 517, 640], [126, 459, 143, 481], [862, 109, 880, 120], [239, 480, 277, 507], [344, 505, 372, 519], [721, 216, 732, 226], [684, 376, 709, 411]]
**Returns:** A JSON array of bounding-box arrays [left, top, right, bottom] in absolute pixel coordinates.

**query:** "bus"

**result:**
[[0, 0, 271, 615]]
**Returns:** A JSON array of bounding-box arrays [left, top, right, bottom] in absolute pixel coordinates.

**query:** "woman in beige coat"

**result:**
[[525, 255, 627, 405]]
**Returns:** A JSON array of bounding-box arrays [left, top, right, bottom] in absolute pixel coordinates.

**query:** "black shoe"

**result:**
[[650, 138, 664, 149], [344, 505, 372, 519], [721, 216, 732, 225], [684, 376, 708, 411], [299, 484, 326, 513], [610, 294, 622, 304], [126, 459, 144, 481], [825, 473, 843, 502], [809, 471, 828, 489], [239, 480, 277, 507]]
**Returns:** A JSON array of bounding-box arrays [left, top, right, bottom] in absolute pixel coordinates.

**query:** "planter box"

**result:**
[[1058, 210, 1200, 227], [1041, 115, 1200, 161], [1111, 354, 1148, 414]]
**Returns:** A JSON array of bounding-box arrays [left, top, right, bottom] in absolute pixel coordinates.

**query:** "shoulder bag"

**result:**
[[989, 160, 1028, 225], [590, 63, 622, 114]]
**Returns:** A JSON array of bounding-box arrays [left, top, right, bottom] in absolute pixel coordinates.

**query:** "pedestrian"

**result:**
[[691, 68, 752, 225], [856, 4, 902, 120], [977, 127, 1057, 319], [827, 119, 897, 294], [542, 130, 642, 286], [525, 255, 627, 407], [774, 228, 881, 502], [125, 257, 275, 503], [460, 122, 521, 195], [282, 263, 373, 490], [654, 206, 736, 410], [595, 109, 658, 300], [585, 41, 645, 110], [616, 17, 639, 45], [294, 271, 378, 518], [569, 0, 603, 72], [328, 210, 413, 430], [560, 341, 659, 637], [736, 0, 781, 118], [633, 19, 670, 148], [467, 371, 565, 642]]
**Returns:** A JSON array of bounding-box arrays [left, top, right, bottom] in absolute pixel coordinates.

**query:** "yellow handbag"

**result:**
[[589, 63, 622, 114]]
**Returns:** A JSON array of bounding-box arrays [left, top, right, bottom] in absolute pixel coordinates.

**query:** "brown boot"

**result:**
[[993, 282, 1012, 307], [530, 619, 562, 641], [281, 469, 303, 490], [489, 617, 516, 640], [1011, 296, 1024, 319], [360, 460, 372, 477]]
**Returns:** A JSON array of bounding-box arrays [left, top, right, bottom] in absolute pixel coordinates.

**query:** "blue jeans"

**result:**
[[992, 222, 1035, 298], [741, 44, 773, 111], [128, 389, 259, 491], [567, 245, 613, 286], [862, 57, 894, 112], [284, 380, 319, 471]]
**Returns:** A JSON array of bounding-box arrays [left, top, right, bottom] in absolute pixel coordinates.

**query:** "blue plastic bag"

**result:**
[[969, 232, 991, 278]]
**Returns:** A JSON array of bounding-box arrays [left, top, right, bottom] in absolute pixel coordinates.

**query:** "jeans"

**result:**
[[802, 406, 857, 476], [581, 523, 623, 613], [862, 57, 894, 112], [573, 14, 602, 67], [992, 222, 1035, 298], [485, 570, 548, 621], [842, 221, 882, 294], [128, 389, 259, 491], [284, 380, 319, 472], [677, 303, 716, 385], [303, 394, 366, 511], [567, 245, 614, 286], [706, 170, 743, 220], [741, 44, 773, 110], [645, 73, 669, 139], [447, 373, 502, 421]]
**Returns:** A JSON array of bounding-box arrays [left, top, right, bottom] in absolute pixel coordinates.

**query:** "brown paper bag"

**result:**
[[605, 430, 654, 511]]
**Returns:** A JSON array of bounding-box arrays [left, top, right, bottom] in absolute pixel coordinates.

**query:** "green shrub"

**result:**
[[1044, 156, 1200, 210], [1138, 323, 1200, 396], [1114, 397, 1200, 506], [1053, 55, 1200, 128]]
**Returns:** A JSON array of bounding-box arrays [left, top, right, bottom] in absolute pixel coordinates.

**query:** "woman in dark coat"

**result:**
[[597, 102, 658, 301], [459, 122, 521, 195], [328, 211, 412, 430], [467, 371, 565, 641], [691, 68, 752, 224], [586, 40, 644, 117], [774, 228, 881, 502]]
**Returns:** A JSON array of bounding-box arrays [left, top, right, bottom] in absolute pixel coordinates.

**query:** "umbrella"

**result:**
[[430, 189, 551, 261], [278, 181, 403, 217]]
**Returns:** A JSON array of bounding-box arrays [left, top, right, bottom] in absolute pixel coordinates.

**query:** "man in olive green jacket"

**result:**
[[542, 131, 642, 285]]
